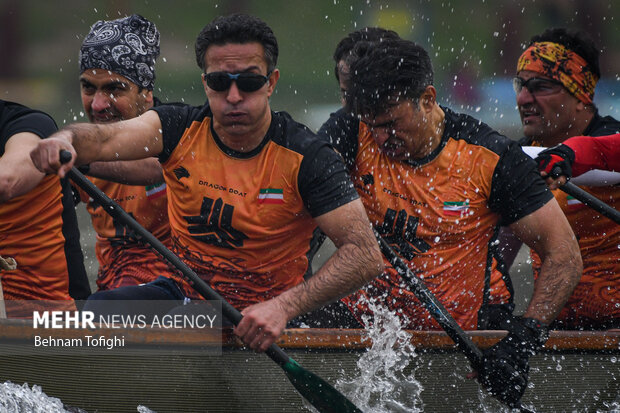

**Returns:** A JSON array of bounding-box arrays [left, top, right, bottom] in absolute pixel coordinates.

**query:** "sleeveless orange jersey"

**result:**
[[525, 113, 620, 329], [0, 100, 90, 316], [319, 107, 553, 330], [77, 177, 174, 290], [153, 104, 358, 310]]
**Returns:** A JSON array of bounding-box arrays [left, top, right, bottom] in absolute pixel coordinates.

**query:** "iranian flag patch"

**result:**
[[258, 188, 284, 204], [566, 195, 583, 209], [145, 182, 166, 200], [443, 201, 469, 216]]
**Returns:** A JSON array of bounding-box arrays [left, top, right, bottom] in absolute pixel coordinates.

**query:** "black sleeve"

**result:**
[[316, 108, 360, 171], [584, 115, 620, 137], [298, 139, 359, 218], [60, 177, 91, 300], [488, 141, 554, 226], [0, 112, 57, 154], [150, 104, 193, 163]]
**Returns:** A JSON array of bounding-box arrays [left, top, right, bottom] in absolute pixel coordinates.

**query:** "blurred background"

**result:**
[[2, 0, 618, 310]]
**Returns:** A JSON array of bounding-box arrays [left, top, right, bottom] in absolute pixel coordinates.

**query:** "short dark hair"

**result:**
[[345, 38, 433, 117], [195, 14, 279, 73], [333, 27, 400, 81], [529, 27, 600, 79]]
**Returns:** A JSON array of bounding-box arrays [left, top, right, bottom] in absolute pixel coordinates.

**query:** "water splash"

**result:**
[[0, 381, 156, 412], [599, 393, 620, 413], [0, 382, 67, 413], [336, 300, 424, 412]]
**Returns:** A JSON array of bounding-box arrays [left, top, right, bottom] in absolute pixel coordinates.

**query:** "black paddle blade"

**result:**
[[281, 358, 362, 413]]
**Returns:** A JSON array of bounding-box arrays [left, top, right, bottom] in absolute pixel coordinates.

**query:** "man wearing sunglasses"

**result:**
[[319, 37, 581, 408], [509, 28, 620, 330], [30, 14, 383, 353]]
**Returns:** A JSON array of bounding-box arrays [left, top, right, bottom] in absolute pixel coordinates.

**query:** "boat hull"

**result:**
[[0, 322, 618, 412]]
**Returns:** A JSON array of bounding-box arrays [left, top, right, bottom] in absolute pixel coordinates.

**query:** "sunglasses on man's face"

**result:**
[[512, 76, 565, 97], [204, 71, 271, 93]]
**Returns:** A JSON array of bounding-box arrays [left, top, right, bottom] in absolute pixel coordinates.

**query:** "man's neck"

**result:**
[[536, 110, 595, 147]]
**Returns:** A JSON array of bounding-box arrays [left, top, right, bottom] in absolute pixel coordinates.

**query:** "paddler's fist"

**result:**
[[235, 299, 288, 352], [30, 132, 76, 178]]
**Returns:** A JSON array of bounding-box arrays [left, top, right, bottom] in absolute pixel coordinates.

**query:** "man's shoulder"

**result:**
[[585, 112, 620, 136], [0, 99, 57, 144], [151, 100, 212, 124], [0, 99, 55, 128], [441, 106, 512, 153], [317, 107, 359, 137], [271, 111, 325, 154]]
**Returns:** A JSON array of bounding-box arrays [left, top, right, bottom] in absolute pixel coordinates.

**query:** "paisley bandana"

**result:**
[[79, 14, 160, 90], [517, 41, 598, 104]]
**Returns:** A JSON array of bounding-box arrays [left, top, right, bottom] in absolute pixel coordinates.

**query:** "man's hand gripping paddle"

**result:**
[[375, 230, 536, 412], [60, 150, 363, 413]]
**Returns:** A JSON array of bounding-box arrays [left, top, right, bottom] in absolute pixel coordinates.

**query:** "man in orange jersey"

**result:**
[[30, 14, 383, 352], [75, 14, 177, 291], [0, 100, 91, 317], [318, 37, 581, 407], [508, 28, 620, 330]]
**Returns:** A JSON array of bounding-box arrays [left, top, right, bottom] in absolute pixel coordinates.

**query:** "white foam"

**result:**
[[0, 382, 68, 413]]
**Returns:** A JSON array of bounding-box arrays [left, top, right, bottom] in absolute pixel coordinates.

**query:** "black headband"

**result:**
[[79, 14, 160, 90]]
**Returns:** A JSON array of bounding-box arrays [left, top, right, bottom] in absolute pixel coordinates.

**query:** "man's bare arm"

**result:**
[[86, 158, 164, 185], [280, 199, 384, 315], [509, 198, 582, 324], [236, 199, 384, 351], [0, 133, 46, 203], [30, 110, 163, 178]]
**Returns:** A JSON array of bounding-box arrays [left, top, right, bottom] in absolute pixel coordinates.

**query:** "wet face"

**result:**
[[516, 70, 582, 145], [80, 69, 153, 123], [361, 100, 432, 161], [202, 42, 278, 144]]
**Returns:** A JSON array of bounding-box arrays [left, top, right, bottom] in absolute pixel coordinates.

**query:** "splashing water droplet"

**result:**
[[334, 300, 424, 412]]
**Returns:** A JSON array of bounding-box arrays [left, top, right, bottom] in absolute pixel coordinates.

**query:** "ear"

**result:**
[[575, 99, 589, 113], [201, 73, 208, 94], [266, 69, 280, 97], [144, 89, 154, 105], [418, 85, 437, 113]]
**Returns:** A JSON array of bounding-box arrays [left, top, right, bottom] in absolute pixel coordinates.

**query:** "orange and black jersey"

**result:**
[[319, 106, 553, 330], [520, 112, 620, 328], [152, 103, 358, 309], [0, 100, 90, 308], [75, 97, 174, 290]]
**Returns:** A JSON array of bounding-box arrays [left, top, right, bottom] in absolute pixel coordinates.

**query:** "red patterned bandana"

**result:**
[[517, 41, 598, 104]]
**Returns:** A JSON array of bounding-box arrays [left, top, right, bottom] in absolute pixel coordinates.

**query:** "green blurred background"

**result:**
[[2, 0, 618, 302], [1, 0, 618, 136]]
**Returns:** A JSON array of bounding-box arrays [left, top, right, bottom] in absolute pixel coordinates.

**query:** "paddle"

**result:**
[[374, 230, 535, 413], [560, 181, 620, 225], [526, 153, 620, 225], [60, 151, 362, 413]]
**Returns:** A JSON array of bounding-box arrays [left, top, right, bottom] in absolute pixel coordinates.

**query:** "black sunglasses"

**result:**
[[204, 71, 271, 92], [512, 76, 564, 97]]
